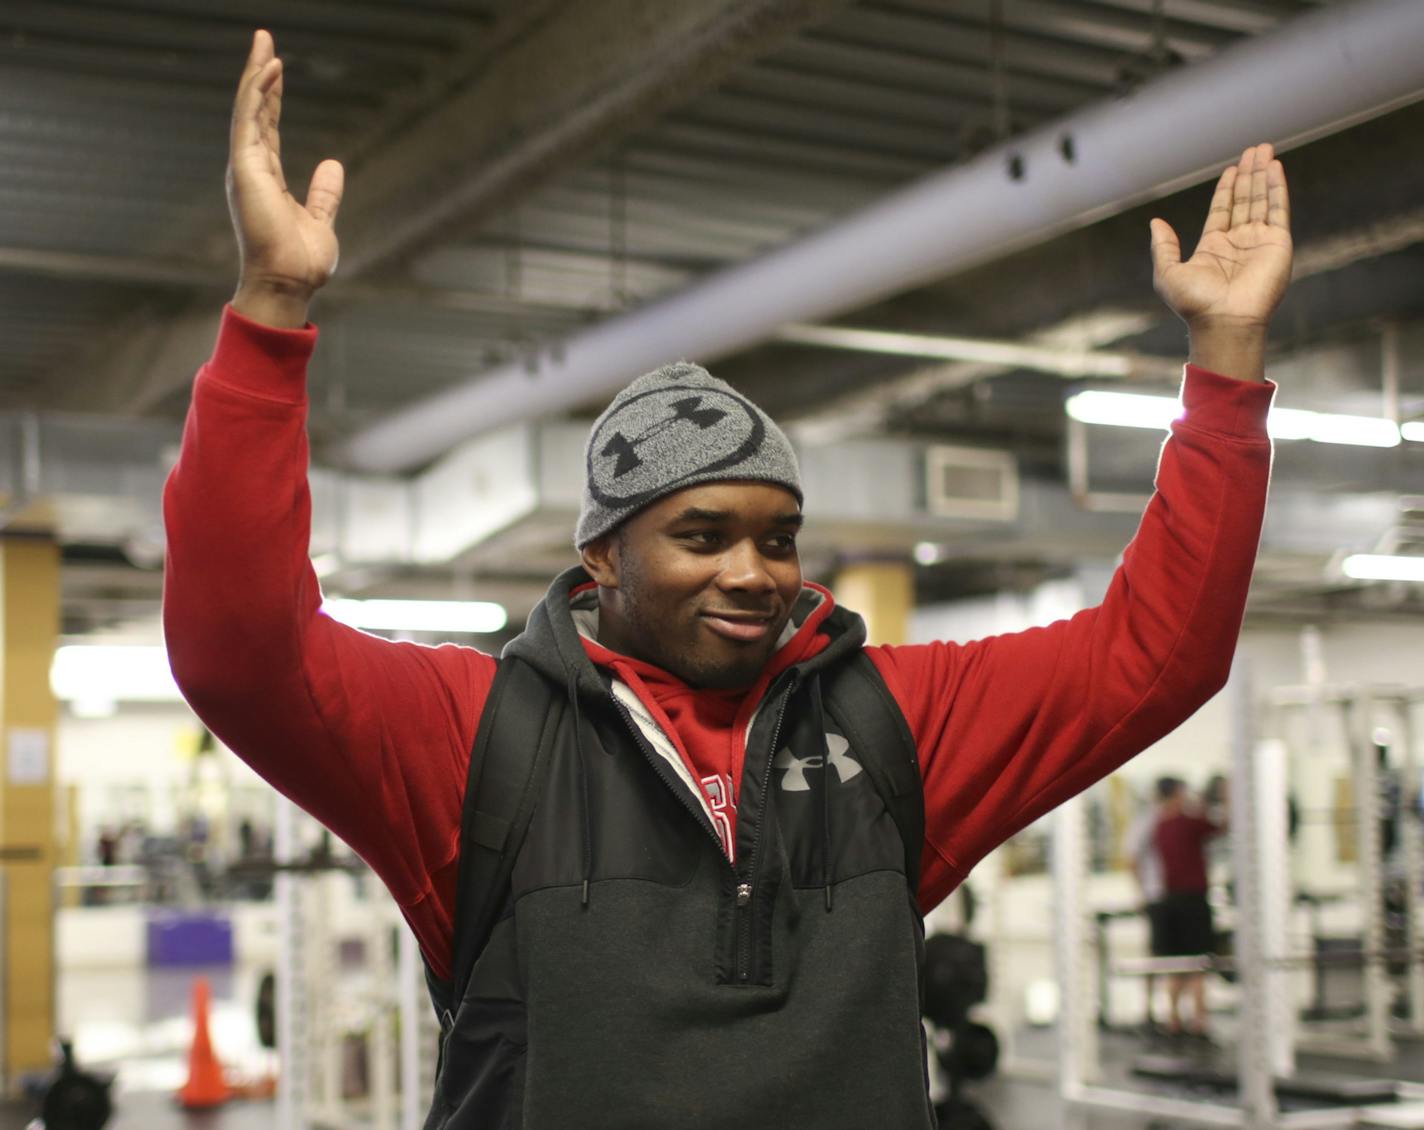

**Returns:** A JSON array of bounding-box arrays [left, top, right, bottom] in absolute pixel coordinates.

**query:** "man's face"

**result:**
[[582, 482, 804, 689]]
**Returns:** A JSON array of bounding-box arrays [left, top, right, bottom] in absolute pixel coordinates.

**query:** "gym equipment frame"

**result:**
[[1053, 663, 1424, 1129], [271, 797, 438, 1130]]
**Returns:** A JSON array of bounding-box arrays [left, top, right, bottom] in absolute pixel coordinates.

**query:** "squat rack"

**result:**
[[1053, 662, 1424, 1129], [1265, 681, 1424, 1056], [273, 797, 439, 1130]]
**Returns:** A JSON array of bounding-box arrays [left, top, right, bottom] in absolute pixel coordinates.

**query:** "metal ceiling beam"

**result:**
[[40, 0, 846, 415], [0, 244, 597, 320], [785, 309, 1164, 445], [6, 252, 591, 415], [18, 189, 1424, 419], [1090, 0, 1287, 36], [343, 0, 1424, 473], [43, 303, 226, 416], [336, 0, 851, 278], [772, 323, 1179, 380], [1292, 206, 1424, 279], [20, 0, 556, 417], [781, 202, 1424, 442], [985, 0, 1236, 54], [757, 93, 1424, 425], [0, 247, 219, 289]]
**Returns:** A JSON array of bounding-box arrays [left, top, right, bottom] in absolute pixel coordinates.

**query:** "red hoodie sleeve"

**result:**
[[162, 306, 495, 979], [866, 366, 1273, 912]]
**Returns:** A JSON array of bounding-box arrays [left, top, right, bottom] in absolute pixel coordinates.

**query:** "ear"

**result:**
[[580, 533, 620, 588]]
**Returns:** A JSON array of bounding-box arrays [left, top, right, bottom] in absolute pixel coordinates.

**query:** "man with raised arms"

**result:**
[[164, 30, 1289, 1129]]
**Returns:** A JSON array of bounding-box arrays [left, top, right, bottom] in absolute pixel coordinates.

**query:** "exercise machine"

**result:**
[[1053, 662, 1424, 1128], [269, 798, 439, 1130]]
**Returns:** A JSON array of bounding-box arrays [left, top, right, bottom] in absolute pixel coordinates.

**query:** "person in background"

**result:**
[[96, 825, 118, 867], [1153, 777, 1228, 1040], [1125, 776, 1179, 1034]]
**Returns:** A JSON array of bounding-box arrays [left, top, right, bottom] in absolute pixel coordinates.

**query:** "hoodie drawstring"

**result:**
[[809, 676, 834, 912], [567, 671, 594, 908]]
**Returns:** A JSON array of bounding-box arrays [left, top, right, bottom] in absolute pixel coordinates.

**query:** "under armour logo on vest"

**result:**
[[773, 733, 863, 792], [599, 396, 728, 478]]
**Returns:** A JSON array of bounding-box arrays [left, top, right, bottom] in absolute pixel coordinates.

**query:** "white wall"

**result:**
[[58, 703, 273, 860]]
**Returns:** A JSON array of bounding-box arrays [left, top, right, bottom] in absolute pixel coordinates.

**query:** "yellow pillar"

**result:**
[[1, 536, 60, 1083], [832, 559, 913, 646]]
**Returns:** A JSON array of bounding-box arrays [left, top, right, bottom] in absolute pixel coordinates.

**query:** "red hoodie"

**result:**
[[163, 307, 1273, 980]]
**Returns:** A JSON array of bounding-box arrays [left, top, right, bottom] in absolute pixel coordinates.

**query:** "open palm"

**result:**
[[1151, 143, 1292, 328], [227, 30, 344, 296]]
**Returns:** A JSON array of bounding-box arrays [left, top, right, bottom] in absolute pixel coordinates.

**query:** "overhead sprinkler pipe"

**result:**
[[344, 0, 1424, 473]]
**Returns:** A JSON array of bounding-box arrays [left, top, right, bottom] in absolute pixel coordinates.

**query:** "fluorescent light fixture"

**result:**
[[322, 598, 507, 634], [779, 323, 1146, 378], [70, 698, 119, 719], [51, 645, 184, 703], [1064, 390, 1181, 429], [1065, 391, 1401, 448], [1341, 554, 1424, 583], [1269, 408, 1399, 447], [1260, 406, 1315, 441], [1403, 421, 1424, 442]]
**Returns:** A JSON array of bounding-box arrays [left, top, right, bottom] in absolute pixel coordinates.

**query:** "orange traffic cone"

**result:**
[[178, 976, 230, 1109]]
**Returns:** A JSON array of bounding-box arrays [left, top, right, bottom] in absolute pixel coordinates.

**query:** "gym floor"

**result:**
[[2, 962, 278, 1130]]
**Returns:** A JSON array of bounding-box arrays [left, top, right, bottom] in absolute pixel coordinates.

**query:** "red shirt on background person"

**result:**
[[1155, 800, 1224, 895]]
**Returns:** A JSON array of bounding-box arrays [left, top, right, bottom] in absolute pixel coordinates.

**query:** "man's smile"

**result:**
[[699, 610, 776, 642]]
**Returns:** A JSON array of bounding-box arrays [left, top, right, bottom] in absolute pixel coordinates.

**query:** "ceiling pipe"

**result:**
[[343, 0, 1424, 473], [772, 324, 1181, 380]]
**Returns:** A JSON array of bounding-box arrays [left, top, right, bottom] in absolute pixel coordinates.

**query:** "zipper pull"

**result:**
[[736, 882, 752, 907]]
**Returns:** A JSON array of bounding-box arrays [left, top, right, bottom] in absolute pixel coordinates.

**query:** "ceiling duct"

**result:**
[[343, 0, 1424, 473], [5, 409, 1414, 623], [924, 446, 1020, 523]]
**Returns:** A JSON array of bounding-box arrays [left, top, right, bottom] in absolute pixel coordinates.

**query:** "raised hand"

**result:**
[[227, 30, 344, 328], [1149, 143, 1292, 381]]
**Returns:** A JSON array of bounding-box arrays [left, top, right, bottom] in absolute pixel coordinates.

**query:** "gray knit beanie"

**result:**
[[575, 361, 802, 548]]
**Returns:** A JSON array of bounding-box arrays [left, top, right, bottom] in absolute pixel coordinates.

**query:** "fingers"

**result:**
[[1218, 142, 1282, 231], [231, 33, 282, 156], [1267, 157, 1290, 231], [1248, 142, 1272, 223], [261, 66, 283, 158], [1149, 218, 1181, 274], [261, 67, 287, 191], [305, 160, 345, 227], [1200, 166, 1235, 239], [239, 28, 273, 87], [1229, 145, 1255, 228]]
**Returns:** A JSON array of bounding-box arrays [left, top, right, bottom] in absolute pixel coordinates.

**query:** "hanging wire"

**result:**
[[609, 148, 629, 310], [989, 0, 1010, 142], [1149, 0, 1169, 66], [1114, 0, 1177, 95], [504, 209, 522, 299]]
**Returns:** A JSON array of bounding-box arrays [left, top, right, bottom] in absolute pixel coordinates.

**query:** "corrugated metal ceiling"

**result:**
[[0, 0, 1324, 422], [14, 0, 1424, 631]]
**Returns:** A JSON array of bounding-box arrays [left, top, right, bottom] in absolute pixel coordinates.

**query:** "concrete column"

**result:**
[[832, 559, 913, 646], [0, 536, 60, 1084]]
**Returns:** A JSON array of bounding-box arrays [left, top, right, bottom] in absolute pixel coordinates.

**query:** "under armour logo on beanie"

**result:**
[[574, 362, 802, 548]]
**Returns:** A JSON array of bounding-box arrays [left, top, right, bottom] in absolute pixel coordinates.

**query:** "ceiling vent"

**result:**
[[923, 445, 1018, 522]]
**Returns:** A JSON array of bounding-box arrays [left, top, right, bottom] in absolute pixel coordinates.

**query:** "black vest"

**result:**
[[424, 570, 932, 1130]]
